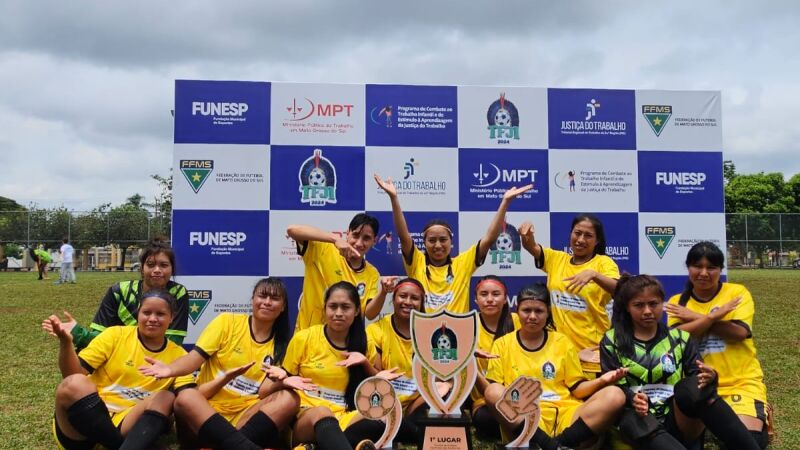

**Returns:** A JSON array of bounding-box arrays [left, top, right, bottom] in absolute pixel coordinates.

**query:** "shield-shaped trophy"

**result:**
[[411, 309, 478, 450]]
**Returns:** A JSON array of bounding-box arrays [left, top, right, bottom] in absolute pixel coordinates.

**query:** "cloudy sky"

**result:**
[[1, 1, 798, 210]]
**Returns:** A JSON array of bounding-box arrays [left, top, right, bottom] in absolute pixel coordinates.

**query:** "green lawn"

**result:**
[[0, 270, 797, 449]]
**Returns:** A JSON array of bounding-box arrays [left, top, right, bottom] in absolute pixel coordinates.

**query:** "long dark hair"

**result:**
[[325, 281, 368, 411], [252, 277, 291, 364], [140, 238, 177, 276], [476, 275, 515, 339], [611, 274, 666, 358], [349, 213, 379, 237], [678, 241, 725, 306], [515, 282, 555, 331], [571, 214, 607, 256]]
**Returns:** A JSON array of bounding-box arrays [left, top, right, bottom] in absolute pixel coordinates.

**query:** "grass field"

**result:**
[[1, 270, 797, 449]]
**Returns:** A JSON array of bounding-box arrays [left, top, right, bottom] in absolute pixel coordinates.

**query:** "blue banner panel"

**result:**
[[550, 212, 639, 274], [548, 88, 636, 150], [638, 151, 724, 212], [174, 80, 270, 144], [283, 276, 304, 332], [365, 84, 458, 147], [458, 148, 549, 211], [173, 210, 269, 276], [270, 145, 365, 210], [366, 211, 460, 277]]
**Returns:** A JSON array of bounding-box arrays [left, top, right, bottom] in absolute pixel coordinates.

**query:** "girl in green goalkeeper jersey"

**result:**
[[600, 274, 759, 450]]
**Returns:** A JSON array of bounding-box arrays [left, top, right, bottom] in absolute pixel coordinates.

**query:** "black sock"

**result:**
[[66, 392, 124, 449], [314, 416, 353, 450], [396, 417, 421, 444], [119, 410, 169, 450], [240, 410, 282, 448], [636, 428, 686, 450], [556, 417, 595, 448], [532, 428, 559, 450], [197, 413, 261, 450], [472, 406, 501, 440], [343, 419, 384, 447], [750, 427, 769, 450], [697, 399, 760, 450]]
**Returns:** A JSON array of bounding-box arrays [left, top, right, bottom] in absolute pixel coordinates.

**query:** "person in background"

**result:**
[[56, 237, 76, 284]]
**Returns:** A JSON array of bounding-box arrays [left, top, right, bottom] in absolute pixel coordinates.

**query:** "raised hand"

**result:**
[[380, 276, 399, 295], [518, 221, 535, 248], [373, 174, 398, 197], [334, 237, 361, 260], [474, 348, 499, 359], [578, 346, 601, 365], [336, 351, 367, 368], [138, 356, 173, 379], [376, 367, 402, 381], [664, 303, 704, 322], [632, 391, 650, 417], [262, 364, 288, 381], [709, 296, 742, 321], [42, 311, 77, 338], [599, 367, 628, 385], [223, 362, 255, 381], [502, 184, 534, 202], [284, 376, 317, 391]]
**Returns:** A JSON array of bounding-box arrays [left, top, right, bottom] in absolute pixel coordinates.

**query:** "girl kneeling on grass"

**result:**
[[43, 291, 193, 450], [139, 277, 298, 450], [484, 283, 627, 449], [285, 281, 399, 450], [600, 274, 760, 449]]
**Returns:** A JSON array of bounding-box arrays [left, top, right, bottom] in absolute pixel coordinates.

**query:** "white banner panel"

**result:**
[[635, 90, 722, 151], [364, 146, 459, 212], [548, 149, 639, 212], [638, 213, 727, 275], [457, 86, 548, 149], [173, 144, 269, 210]]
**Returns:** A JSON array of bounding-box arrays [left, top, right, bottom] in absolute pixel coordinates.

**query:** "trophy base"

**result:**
[[416, 412, 472, 450]]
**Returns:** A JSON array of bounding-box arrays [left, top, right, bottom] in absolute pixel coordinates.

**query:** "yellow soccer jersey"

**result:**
[[404, 244, 480, 313], [471, 313, 522, 406], [541, 247, 619, 352], [296, 240, 380, 331], [283, 325, 377, 415], [366, 315, 418, 409], [194, 313, 277, 418], [78, 326, 194, 414], [486, 330, 585, 409], [667, 282, 767, 402]]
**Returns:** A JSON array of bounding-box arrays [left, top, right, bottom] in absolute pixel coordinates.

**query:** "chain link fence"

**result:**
[[0, 210, 170, 271], [727, 213, 800, 268]]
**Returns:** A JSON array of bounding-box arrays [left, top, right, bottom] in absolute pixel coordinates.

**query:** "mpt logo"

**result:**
[[299, 148, 337, 206], [486, 93, 519, 142], [287, 98, 354, 121], [489, 222, 522, 268], [472, 163, 537, 188]]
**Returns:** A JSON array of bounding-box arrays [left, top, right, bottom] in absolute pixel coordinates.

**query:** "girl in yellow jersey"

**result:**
[[289, 214, 385, 330], [374, 173, 532, 313], [366, 277, 428, 443], [43, 291, 194, 450], [665, 241, 770, 448], [484, 283, 627, 449], [285, 281, 395, 450], [139, 277, 299, 450], [519, 214, 620, 376], [470, 275, 520, 440]]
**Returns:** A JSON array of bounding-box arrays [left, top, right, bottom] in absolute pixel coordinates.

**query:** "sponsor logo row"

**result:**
[[175, 81, 722, 151], [172, 210, 724, 280], [174, 147, 723, 213]]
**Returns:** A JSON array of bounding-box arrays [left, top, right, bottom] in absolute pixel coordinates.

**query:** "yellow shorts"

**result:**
[[212, 397, 261, 427], [539, 403, 580, 437], [298, 405, 360, 430], [721, 393, 767, 422]]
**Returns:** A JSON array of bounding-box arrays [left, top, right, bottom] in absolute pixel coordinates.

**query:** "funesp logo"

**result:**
[[192, 102, 249, 117], [656, 172, 706, 186], [189, 232, 247, 246]]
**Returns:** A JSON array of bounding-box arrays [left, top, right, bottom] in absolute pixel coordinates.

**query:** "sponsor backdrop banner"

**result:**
[[173, 80, 724, 343]]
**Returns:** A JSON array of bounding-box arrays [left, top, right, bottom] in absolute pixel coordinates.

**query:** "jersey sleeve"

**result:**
[[403, 245, 424, 274], [598, 255, 620, 279], [599, 333, 635, 405], [166, 283, 189, 344], [282, 330, 308, 375], [70, 324, 101, 350], [364, 271, 380, 304], [541, 247, 558, 274], [682, 333, 702, 378], [89, 285, 123, 332], [562, 340, 588, 391], [454, 243, 480, 273], [194, 313, 230, 358], [366, 339, 378, 365], [725, 286, 754, 332], [78, 326, 120, 371], [666, 294, 682, 328], [300, 240, 326, 263], [366, 322, 384, 354]]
